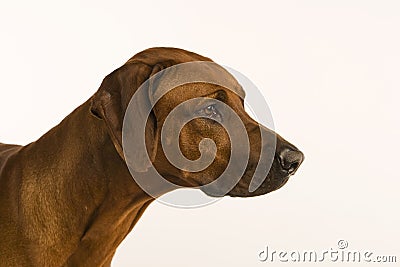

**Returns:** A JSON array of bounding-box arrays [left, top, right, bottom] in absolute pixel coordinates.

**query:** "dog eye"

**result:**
[[198, 104, 222, 122]]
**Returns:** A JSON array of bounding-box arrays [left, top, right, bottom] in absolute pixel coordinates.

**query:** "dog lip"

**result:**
[[274, 175, 290, 190]]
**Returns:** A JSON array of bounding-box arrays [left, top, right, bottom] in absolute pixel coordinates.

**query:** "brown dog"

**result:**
[[0, 47, 303, 266]]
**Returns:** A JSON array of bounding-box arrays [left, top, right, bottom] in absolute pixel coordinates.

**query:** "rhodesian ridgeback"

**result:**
[[0, 47, 303, 266]]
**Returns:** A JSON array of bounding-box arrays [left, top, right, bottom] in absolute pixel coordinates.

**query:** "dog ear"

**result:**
[[90, 62, 165, 172]]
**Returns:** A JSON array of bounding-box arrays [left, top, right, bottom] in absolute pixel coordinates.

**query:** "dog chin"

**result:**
[[201, 176, 291, 198]]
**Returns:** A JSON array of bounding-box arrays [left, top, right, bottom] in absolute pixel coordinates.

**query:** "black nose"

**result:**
[[278, 148, 304, 175]]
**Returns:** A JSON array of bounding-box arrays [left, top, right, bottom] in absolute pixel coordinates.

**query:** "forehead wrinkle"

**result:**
[[160, 83, 245, 105], [155, 83, 245, 119], [150, 61, 246, 103]]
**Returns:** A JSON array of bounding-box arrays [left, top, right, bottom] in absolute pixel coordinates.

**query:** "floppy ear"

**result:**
[[90, 62, 163, 172]]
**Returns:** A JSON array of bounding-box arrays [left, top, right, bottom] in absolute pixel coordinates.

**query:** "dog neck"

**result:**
[[12, 99, 154, 266]]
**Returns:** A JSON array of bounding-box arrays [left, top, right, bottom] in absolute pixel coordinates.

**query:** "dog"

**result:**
[[0, 47, 304, 266]]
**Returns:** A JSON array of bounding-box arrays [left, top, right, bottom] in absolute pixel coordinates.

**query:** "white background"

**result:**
[[0, 1, 399, 266]]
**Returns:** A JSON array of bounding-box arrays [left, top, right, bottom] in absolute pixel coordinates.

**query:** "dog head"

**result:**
[[91, 47, 304, 198]]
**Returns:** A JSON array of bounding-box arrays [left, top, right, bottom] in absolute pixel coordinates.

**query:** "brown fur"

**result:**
[[0, 48, 303, 266]]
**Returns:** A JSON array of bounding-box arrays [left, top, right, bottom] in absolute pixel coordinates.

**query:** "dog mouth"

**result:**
[[200, 171, 292, 198], [231, 174, 291, 197], [270, 175, 290, 191], [198, 147, 303, 198], [229, 160, 292, 197]]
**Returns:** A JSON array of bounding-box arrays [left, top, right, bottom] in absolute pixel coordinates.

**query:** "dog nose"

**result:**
[[277, 148, 304, 175]]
